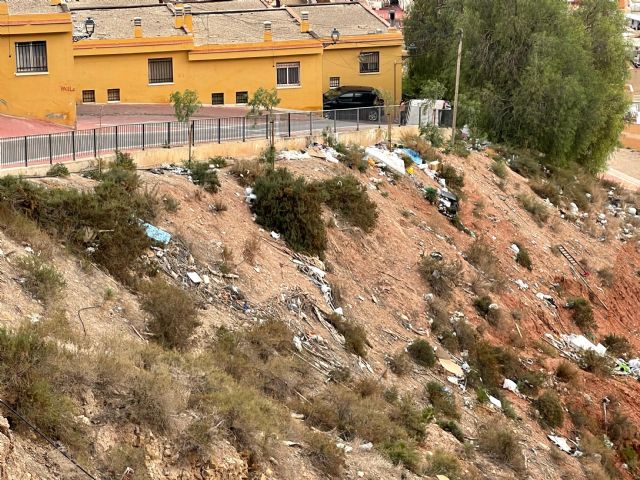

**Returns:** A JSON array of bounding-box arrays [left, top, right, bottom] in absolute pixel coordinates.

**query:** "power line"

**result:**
[[0, 398, 100, 480]]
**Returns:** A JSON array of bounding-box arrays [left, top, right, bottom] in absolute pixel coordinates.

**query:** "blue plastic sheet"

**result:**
[[395, 148, 423, 165], [142, 223, 172, 245]]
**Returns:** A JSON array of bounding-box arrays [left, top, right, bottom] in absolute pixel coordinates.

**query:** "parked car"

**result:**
[[322, 86, 383, 121]]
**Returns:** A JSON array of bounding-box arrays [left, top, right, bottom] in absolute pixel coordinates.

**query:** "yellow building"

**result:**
[[0, 0, 403, 127]]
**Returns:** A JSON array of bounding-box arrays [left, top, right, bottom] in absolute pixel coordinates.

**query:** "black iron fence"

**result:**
[[0, 106, 401, 169]]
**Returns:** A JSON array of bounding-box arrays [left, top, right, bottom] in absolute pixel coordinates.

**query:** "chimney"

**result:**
[[389, 9, 395, 28], [134, 17, 142, 38], [183, 4, 193, 32], [174, 6, 184, 29], [300, 11, 309, 33], [263, 21, 272, 42]]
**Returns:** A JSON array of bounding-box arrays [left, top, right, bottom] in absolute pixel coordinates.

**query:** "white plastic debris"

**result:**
[[548, 435, 572, 453], [278, 150, 311, 161], [270, 231, 281, 239], [364, 146, 405, 175], [293, 335, 303, 352], [562, 334, 606, 356], [24, 246, 34, 254], [629, 207, 637, 216], [569, 203, 579, 215], [359, 442, 374, 451], [488, 395, 502, 410], [502, 378, 519, 393], [510, 244, 520, 254], [334, 307, 344, 316], [308, 266, 326, 279], [187, 272, 202, 284], [515, 279, 529, 290]]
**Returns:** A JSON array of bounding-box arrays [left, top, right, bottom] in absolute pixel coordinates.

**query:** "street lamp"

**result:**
[[330, 27, 340, 44], [84, 17, 96, 37]]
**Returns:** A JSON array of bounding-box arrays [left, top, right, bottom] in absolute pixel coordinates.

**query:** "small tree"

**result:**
[[248, 88, 281, 154], [170, 89, 201, 166], [374, 88, 395, 147]]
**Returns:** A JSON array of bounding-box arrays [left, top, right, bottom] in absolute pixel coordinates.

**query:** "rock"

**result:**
[[569, 203, 579, 215], [0, 416, 10, 437], [357, 471, 365, 477], [629, 207, 637, 216]]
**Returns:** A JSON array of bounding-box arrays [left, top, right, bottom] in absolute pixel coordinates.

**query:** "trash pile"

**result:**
[[292, 253, 337, 311], [543, 332, 607, 360]]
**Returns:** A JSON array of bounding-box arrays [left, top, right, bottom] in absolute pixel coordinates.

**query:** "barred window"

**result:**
[[82, 90, 96, 103], [236, 91, 248, 104], [107, 88, 120, 102], [276, 62, 300, 87], [359, 51, 379, 74], [15, 41, 47, 73], [211, 92, 224, 105], [148, 58, 173, 84], [329, 76, 340, 89]]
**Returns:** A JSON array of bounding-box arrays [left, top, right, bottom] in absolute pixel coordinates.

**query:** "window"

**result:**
[[107, 88, 120, 102], [329, 76, 340, 89], [276, 62, 300, 87], [82, 90, 96, 103], [359, 51, 379, 74], [148, 58, 173, 84], [15, 41, 47, 73], [236, 91, 248, 104], [211, 92, 224, 105]]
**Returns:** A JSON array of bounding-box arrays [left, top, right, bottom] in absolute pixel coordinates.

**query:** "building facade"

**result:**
[[0, 0, 403, 127]]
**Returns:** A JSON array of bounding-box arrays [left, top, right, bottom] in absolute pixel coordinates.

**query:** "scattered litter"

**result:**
[[187, 271, 202, 284], [510, 244, 520, 255], [244, 187, 257, 203], [359, 442, 373, 451], [333, 307, 344, 316], [364, 146, 406, 175], [437, 190, 459, 219], [548, 435, 572, 453], [270, 231, 281, 240], [436, 476, 451, 480], [335, 443, 353, 453], [308, 143, 340, 164], [29, 313, 42, 324], [515, 279, 529, 290], [562, 334, 606, 356], [447, 376, 460, 385], [395, 147, 422, 165], [278, 150, 311, 161], [488, 395, 502, 410], [293, 335, 303, 352], [439, 358, 464, 377], [142, 223, 172, 245], [24, 246, 34, 254], [536, 292, 557, 308], [290, 412, 305, 420], [502, 378, 519, 393], [283, 441, 303, 448]]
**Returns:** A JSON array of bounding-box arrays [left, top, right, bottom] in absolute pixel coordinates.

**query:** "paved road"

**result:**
[[606, 149, 640, 190]]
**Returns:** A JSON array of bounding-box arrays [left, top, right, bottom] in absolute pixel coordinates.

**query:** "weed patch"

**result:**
[[478, 421, 525, 473], [518, 194, 549, 225], [189, 160, 221, 193], [427, 449, 461, 479], [426, 381, 459, 419], [407, 339, 435, 367], [317, 175, 377, 232], [567, 297, 595, 333], [535, 391, 564, 428], [15, 256, 65, 305], [46, 164, 70, 178], [419, 256, 463, 299]]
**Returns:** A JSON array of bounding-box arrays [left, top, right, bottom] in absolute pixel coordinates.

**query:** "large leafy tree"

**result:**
[[404, 0, 629, 172]]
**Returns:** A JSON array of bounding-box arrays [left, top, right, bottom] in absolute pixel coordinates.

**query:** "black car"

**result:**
[[322, 86, 383, 121]]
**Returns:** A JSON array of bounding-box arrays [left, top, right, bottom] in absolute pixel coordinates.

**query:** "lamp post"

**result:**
[[330, 27, 340, 44], [84, 17, 96, 37]]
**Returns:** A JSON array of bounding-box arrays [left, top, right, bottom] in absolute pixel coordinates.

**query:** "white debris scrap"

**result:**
[[561, 334, 606, 356], [364, 146, 406, 175], [502, 378, 519, 393], [488, 395, 502, 410], [548, 435, 572, 453], [515, 279, 529, 290], [187, 271, 202, 284]]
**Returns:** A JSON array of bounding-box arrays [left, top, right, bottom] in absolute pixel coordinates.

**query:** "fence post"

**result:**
[[356, 108, 360, 131], [48, 134, 53, 164], [115, 125, 119, 151], [93, 129, 97, 157], [378, 107, 382, 128], [242, 117, 246, 142], [191, 120, 195, 145], [333, 111, 337, 133], [309, 112, 313, 136], [265, 116, 269, 139], [167, 122, 171, 147], [287, 113, 291, 137], [217, 118, 221, 143], [72, 131, 76, 161], [142, 124, 145, 150], [23, 136, 27, 167]]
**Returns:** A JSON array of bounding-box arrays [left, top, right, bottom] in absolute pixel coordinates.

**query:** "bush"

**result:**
[[419, 256, 463, 299], [317, 175, 378, 232], [141, 279, 200, 350], [380, 439, 421, 472], [189, 160, 221, 193], [518, 194, 549, 225], [407, 340, 435, 367], [162, 195, 180, 212], [555, 361, 578, 383], [46, 164, 70, 178], [326, 314, 368, 357], [230, 158, 266, 186], [426, 381, 459, 419], [474, 296, 502, 326], [597, 268, 615, 288], [15, 256, 66, 305], [535, 391, 564, 428], [305, 432, 345, 478], [579, 350, 610, 376], [420, 123, 444, 148], [465, 240, 506, 291], [514, 243, 533, 270], [506, 150, 543, 179], [567, 297, 595, 333], [112, 150, 137, 170], [252, 168, 326, 255], [427, 449, 461, 479], [389, 351, 412, 375], [390, 396, 432, 441], [105, 445, 150, 480], [424, 187, 438, 204], [335, 143, 368, 172], [437, 419, 465, 442], [491, 159, 507, 179], [439, 164, 465, 191], [209, 156, 227, 168], [602, 334, 632, 358], [478, 421, 525, 473]]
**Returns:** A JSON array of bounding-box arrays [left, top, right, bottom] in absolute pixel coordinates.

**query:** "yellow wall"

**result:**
[[73, 44, 324, 110], [0, 12, 76, 126], [322, 41, 403, 104]]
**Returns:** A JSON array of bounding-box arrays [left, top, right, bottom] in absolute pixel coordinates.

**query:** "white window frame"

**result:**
[[276, 62, 301, 88], [329, 76, 340, 89]]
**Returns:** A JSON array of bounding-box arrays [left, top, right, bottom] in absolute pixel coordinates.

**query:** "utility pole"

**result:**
[[451, 29, 463, 146]]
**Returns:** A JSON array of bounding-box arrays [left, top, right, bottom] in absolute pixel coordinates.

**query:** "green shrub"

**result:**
[[305, 432, 345, 478], [579, 350, 610, 376], [608, 411, 637, 444], [419, 256, 463, 299], [597, 268, 615, 288], [407, 340, 435, 367], [317, 175, 378, 232], [518, 194, 549, 225], [424, 187, 438, 204], [209, 156, 228, 168], [507, 150, 542, 179], [426, 381, 459, 419], [252, 168, 326, 255], [335, 143, 368, 172], [389, 351, 412, 375], [390, 396, 432, 441], [189, 160, 221, 193], [620, 446, 638, 471], [602, 334, 632, 358], [491, 159, 507, 179], [535, 391, 564, 428], [380, 439, 421, 472], [162, 195, 180, 212], [420, 123, 444, 148], [46, 164, 70, 178], [555, 361, 578, 383], [112, 150, 137, 170], [465, 240, 506, 291], [15, 256, 66, 305], [427, 449, 461, 479], [141, 279, 200, 350], [478, 421, 525, 473], [474, 296, 502, 326], [326, 314, 368, 357], [439, 164, 465, 191], [567, 297, 595, 333], [437, 419, 465, 443], [514, 243, 533, 270]]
